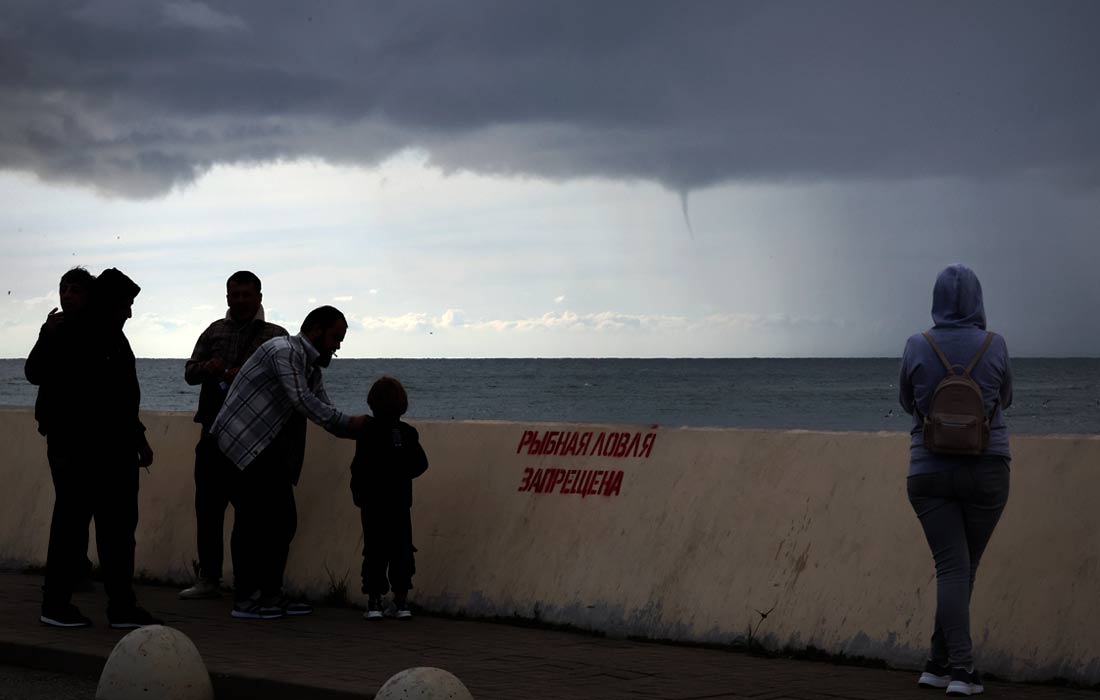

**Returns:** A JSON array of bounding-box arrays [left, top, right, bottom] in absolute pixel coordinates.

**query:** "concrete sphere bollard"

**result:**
[[375, 666, 474, 700], [96, 625, 214, 700]]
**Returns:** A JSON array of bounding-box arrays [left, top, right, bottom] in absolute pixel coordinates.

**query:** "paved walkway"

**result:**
[[0, 572, 1093, 699]]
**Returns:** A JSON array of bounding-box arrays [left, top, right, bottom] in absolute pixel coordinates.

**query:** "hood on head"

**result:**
[[97, 267, 141, 305], [931, 264, 986, 329]]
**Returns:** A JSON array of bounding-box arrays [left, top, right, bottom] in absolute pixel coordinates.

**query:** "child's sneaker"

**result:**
[[394, 602, 412, 620], [917, 659, 951, 688], [275, 596, 313, 615], [364, 597, 384, 621], [231, 593, 284, 619]]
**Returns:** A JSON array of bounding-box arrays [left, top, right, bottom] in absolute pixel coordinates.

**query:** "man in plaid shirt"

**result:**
[[210, 305, 367, 619], [179, 271, 287, 601]]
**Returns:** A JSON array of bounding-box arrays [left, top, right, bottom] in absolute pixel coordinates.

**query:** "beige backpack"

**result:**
[[920, 332, 995, 455]]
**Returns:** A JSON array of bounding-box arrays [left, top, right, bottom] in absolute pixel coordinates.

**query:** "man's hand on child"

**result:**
[[348, 415, 370, 436]]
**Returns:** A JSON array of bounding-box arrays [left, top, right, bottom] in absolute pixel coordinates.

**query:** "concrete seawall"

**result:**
[[1, 408, 1097, 683]]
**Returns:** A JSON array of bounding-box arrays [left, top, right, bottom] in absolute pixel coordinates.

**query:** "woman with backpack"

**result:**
[[898, 264, 1013, 697]]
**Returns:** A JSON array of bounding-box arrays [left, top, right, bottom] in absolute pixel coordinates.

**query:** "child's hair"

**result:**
[[368, 376, 408, 419]]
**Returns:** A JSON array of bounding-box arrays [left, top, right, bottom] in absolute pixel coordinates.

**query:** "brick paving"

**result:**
[[0, 572, 1094, 699]]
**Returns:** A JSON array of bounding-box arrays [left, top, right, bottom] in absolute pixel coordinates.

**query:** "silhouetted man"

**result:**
[[25, 267, 99, 593], [210, 305, 366, 618], [179, 271, 287, 600], [29, 268, 161, 628]]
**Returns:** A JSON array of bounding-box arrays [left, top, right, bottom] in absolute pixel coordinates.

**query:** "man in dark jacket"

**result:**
[[179, 271, 287, 600], [25, 267, 97, 592], [30, 267, 161, 629]]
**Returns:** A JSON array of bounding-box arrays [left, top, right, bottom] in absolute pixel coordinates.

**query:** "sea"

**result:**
[[1, 358, 1098, 435]]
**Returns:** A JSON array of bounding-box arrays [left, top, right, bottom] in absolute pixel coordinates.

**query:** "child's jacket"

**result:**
[[350, 419, 429, 509]]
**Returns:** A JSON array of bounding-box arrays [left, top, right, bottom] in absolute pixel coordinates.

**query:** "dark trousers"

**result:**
[[45, 451, 94, 583], [193, 433, 235, 582], [43, 438, 139, 613], [360, 507, 415, 597], [907, 457, 1010, 668], [229, 440, 297, 601]]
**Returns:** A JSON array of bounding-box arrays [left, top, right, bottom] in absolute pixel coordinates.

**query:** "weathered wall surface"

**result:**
[[1, 408, 1097, 682]]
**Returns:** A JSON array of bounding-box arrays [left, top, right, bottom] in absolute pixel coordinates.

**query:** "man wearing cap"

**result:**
[[31, 267, 161, 629]]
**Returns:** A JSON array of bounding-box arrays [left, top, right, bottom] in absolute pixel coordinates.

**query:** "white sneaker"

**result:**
[[179, 579, 221, 599], [364, 598, 384, 620], [946, 667, 984, 696], [395, 603, 412, 620], [917, 660, 951, 688]]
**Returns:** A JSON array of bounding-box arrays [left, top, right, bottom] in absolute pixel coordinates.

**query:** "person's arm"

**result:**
[[348, 435, 374, 508], [137, 427, 153, 469], [24, 309, 64, 385], [898, 338, 916, 415], [121, 336, 151, 464], [24, 327, 53, 386], [349, 436, 370, 482], [349, 437, 366, 475], [273, 343, 351, 434], [312, 373, 334, 406], [402, 424, 429, 479], [184, 325, 223, 386], [999, 336, 1013, 410], [311, 372, 369, 436]]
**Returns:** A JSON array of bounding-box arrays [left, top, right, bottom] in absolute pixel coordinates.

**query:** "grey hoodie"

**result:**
[[899, 264, 1013, 475]]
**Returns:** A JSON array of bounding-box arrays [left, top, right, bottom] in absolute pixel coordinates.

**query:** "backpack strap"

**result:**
[[921, 332, 956, 374], [970, 333, 998, 421], [922, 331, 995, 377], [965, 332, 995, 375]]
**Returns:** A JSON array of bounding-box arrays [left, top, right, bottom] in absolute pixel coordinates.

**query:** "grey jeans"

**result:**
[[907, 456, 1010, 668]]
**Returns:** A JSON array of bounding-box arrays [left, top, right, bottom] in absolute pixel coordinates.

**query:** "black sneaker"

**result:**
[[40, 604, 92, 628], [946, 666, 984, 696], [231, 594, 284, 619], [108, 606, 162, 629], [917, 659, 951, 688]]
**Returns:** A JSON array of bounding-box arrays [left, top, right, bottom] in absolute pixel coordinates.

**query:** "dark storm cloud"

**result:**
[[0, 0, 1097, 197]]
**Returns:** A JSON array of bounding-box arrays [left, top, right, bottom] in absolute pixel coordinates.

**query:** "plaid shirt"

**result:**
[[210, 333, 350, 469]]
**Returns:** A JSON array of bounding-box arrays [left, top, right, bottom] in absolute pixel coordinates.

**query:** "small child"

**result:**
[[351, 376, 429, 620]]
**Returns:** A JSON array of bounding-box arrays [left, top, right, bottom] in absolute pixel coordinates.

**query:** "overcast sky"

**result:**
[[1, 0, 1097, 358]]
